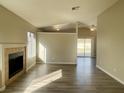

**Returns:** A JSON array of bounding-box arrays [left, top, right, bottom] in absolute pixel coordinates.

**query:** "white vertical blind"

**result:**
[[27, 32, 36, 58], [77, 39, 91, 57]]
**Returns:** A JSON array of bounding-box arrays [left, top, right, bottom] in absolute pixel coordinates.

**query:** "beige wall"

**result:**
[[78, 28, 96, 57], [97, 0, 124, 83], [0, 6, 36, 43], [0, 71, 1, 88], [37, 32, 77, 64], [0, 45, 2, 88], [0, 6, 37, 88]]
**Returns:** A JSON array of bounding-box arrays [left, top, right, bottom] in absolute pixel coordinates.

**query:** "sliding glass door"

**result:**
[[77, 39, 85, 56], [77, 39, 91, 57]]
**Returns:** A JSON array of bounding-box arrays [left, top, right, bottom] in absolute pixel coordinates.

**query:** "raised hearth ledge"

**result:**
[[0, 85, 6, 92]]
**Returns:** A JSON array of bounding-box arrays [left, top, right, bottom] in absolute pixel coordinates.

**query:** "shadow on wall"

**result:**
[[38, 42, 46, 63]]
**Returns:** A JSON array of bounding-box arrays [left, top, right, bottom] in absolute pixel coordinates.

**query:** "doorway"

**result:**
[[77, 39, 91, 57]]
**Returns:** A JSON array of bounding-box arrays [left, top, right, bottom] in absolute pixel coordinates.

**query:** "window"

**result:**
[[27, 32, 36, 58]]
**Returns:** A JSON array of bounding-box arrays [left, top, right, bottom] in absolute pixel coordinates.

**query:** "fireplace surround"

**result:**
[[4, 47, 26, 85]]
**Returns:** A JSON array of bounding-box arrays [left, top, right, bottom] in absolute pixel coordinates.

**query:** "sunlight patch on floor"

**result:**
[[24, 69, 62, 93]]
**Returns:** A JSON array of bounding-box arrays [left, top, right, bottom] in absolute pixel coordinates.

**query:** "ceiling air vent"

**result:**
[[72, 6, 80, 11]]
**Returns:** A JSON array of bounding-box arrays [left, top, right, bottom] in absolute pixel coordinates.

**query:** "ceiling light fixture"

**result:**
[[56, 28, 60, 31], [90, 25, 96, 31], [54, 25, 61, 31]]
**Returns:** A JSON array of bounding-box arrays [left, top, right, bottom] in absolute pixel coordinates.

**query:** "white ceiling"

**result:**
[[0, 0, 118, 27]]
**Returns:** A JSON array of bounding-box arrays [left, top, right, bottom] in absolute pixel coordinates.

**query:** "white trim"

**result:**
[[37, 32, 77, 35], [96, 65, 124, 85], [46, 62, 76, 65], [26, 62, 36, 72], [36, 61, 44, 64], [75, 22, 78, 64], [0, 85, 6, 92]]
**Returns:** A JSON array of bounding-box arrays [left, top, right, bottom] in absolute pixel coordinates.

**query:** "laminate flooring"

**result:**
[[1, 57, 124, 93]]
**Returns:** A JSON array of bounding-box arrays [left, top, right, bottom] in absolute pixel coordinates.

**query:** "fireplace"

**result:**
[[9, 52, 23, 79], [4, 47, 26, 85]]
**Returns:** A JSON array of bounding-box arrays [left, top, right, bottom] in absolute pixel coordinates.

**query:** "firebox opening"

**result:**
[[9, 52, 23, 79]]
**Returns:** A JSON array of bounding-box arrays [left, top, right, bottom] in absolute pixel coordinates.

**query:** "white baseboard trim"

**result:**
[[36, 61, 45, 64], [46, 62, 76, 65], [0, 85, 6, 92], [26, 62, 36, 72], [96, 65, 124, 85]]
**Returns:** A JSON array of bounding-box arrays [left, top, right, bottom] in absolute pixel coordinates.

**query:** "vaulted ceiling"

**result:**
[[0, 0, 118, 27]]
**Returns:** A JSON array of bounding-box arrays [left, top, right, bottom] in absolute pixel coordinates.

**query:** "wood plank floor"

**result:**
[[1, 58, 124, 93]]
